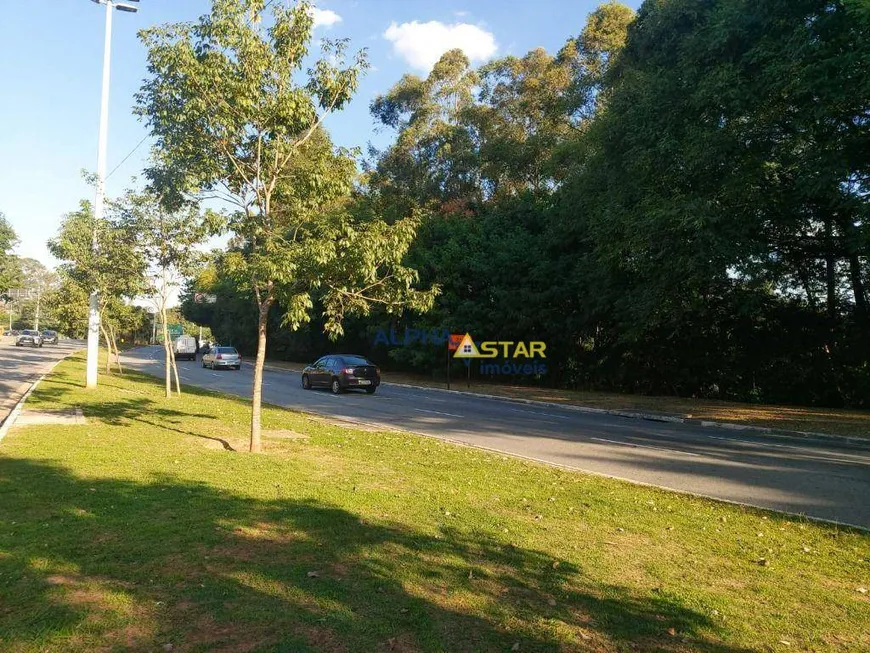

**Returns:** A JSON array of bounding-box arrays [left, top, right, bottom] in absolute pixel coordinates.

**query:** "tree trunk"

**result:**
[[838, 216, 869, 327], [108, 321, 123, 374], [101, 321, 112, 375], [171, 345, 182, 395], [34, 292, 41, 332], [161, 309, 172, 399], [848, 254, 868, 326], [250, 298, 272, 453], [825, 218, 837, 318]]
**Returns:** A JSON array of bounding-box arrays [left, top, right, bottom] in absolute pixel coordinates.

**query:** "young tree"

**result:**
[[137, 0, 437, 452], [49, 201, 146, 375], [118, 190, 209, 398], [17, 258, 58, 331]]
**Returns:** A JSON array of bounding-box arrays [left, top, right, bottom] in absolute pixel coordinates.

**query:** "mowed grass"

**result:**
[[0, 355, 867, 652], [257, 359, 870, 439]]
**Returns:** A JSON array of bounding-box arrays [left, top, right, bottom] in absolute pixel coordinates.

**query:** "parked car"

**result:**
[[302, 354, 380, 394], [3, 330, 12, 336], [42, 330, 59, 345], [16, 329, 43, 348], [201, 346, 241, 370], [173, 334, 198, 361]]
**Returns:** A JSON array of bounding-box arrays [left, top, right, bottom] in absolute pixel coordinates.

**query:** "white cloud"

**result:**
[[311, 7, 342, 29], [383, 20, 497, 71]]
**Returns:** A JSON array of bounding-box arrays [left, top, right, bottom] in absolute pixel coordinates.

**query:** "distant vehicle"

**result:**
[[201, 346, 241, 370], [2, 330, 12, 337], [173, 334, 198, 361], [302, 354, 380, 395], [16, 329, 43, 348], [42, 330, 58, 345]]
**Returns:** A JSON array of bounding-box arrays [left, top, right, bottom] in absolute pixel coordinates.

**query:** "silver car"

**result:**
[[201, 346, 241, 370], [16, 329, 43, 347]]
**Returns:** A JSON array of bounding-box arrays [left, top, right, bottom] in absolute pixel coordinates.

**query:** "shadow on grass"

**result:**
[[0, 457, 753, 652]]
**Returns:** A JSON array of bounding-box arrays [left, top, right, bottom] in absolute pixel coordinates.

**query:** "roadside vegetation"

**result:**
[[182, 0, 870, 415], [0, 356, 867, 652]]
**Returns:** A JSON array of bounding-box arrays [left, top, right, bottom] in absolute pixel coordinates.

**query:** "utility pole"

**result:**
[[86, 0, 140, 389]]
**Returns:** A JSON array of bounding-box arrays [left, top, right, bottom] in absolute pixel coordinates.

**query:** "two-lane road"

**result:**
[[1, 339, 83, 427], [123, 346, 870, 528]]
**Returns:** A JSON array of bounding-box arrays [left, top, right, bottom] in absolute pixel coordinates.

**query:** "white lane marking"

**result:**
[[591, 437, 702, 457], [414, 408, 464, 418], [707, 435, 868, 465], [502, 406, 571, 420]]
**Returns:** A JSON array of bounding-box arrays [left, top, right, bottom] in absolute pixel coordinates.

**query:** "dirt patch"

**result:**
[[43, 573, 155, 650], [181, 613, 275, 653], [296, 623, 349, 653], [377, 632, 422, 652]]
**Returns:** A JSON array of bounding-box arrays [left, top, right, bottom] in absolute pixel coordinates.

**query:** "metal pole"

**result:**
[[86, 0, 113, 388], [446, 342, 450, 390]]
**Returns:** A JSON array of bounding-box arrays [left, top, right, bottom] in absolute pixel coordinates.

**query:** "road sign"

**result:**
[[167, 324, 183, 338]]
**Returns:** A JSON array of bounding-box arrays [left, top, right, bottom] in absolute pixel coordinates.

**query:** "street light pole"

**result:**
[[86, 0, 114, 388], [86, 0, 138, 389]]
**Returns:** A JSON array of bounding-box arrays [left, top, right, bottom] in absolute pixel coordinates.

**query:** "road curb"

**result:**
[[235, 358, 866, 445], [0, 353, 76, 444]]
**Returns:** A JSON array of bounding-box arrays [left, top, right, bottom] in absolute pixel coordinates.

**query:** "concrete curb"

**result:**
[[238, 359, 867, 446], [0, 353, 79, 444]]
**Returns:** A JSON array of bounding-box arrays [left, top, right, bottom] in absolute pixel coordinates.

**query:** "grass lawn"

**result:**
[[256, 359, 870, 440], [0, 354, 867, 652]]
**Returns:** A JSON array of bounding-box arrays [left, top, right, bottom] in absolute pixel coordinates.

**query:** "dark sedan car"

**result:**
[[302, 355, 380, 394], [42, 330, 59, 345]]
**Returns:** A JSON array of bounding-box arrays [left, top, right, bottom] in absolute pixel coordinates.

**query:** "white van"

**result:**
[[173, 335, 198, 361]]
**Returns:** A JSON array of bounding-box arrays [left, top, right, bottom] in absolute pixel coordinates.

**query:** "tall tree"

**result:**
[[559, 0, 870, 402], [138, 0, 436, 452], [370, 49, 481, 215]]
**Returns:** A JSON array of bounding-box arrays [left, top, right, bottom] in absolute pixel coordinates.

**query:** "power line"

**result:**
[[105, 134, 150, 180]]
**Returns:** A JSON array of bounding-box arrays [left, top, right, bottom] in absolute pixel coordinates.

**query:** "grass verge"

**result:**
[[0, 354, 867, 652], [257, 359, 870, 439]]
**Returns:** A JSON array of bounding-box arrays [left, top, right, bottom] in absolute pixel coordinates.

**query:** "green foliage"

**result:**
[[48, 201, 146, 305], [561, 0, 870, 403], [182, 0, 868, 408], [0, 212, 20, 301]]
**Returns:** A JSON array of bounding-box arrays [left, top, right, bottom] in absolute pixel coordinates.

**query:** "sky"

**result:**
[[0, 0, 640, 267]]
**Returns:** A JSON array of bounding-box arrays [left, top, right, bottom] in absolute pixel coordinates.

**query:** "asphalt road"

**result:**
[[122, 345, 870, 529], [1, 338, 83, 427]]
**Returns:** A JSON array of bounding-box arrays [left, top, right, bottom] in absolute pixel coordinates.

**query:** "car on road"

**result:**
[[173, 334, 198, 361], [302, 354, 380, 394], [201, 346, 241, 370], [42, 330, 59, 345], [16, 329, 43, 347]]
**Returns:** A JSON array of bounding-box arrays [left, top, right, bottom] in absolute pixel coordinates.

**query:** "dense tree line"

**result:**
[[185, 0, 869, 407]]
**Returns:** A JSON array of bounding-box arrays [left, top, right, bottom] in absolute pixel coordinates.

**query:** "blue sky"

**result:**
[[0, 0, 639, 266]]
